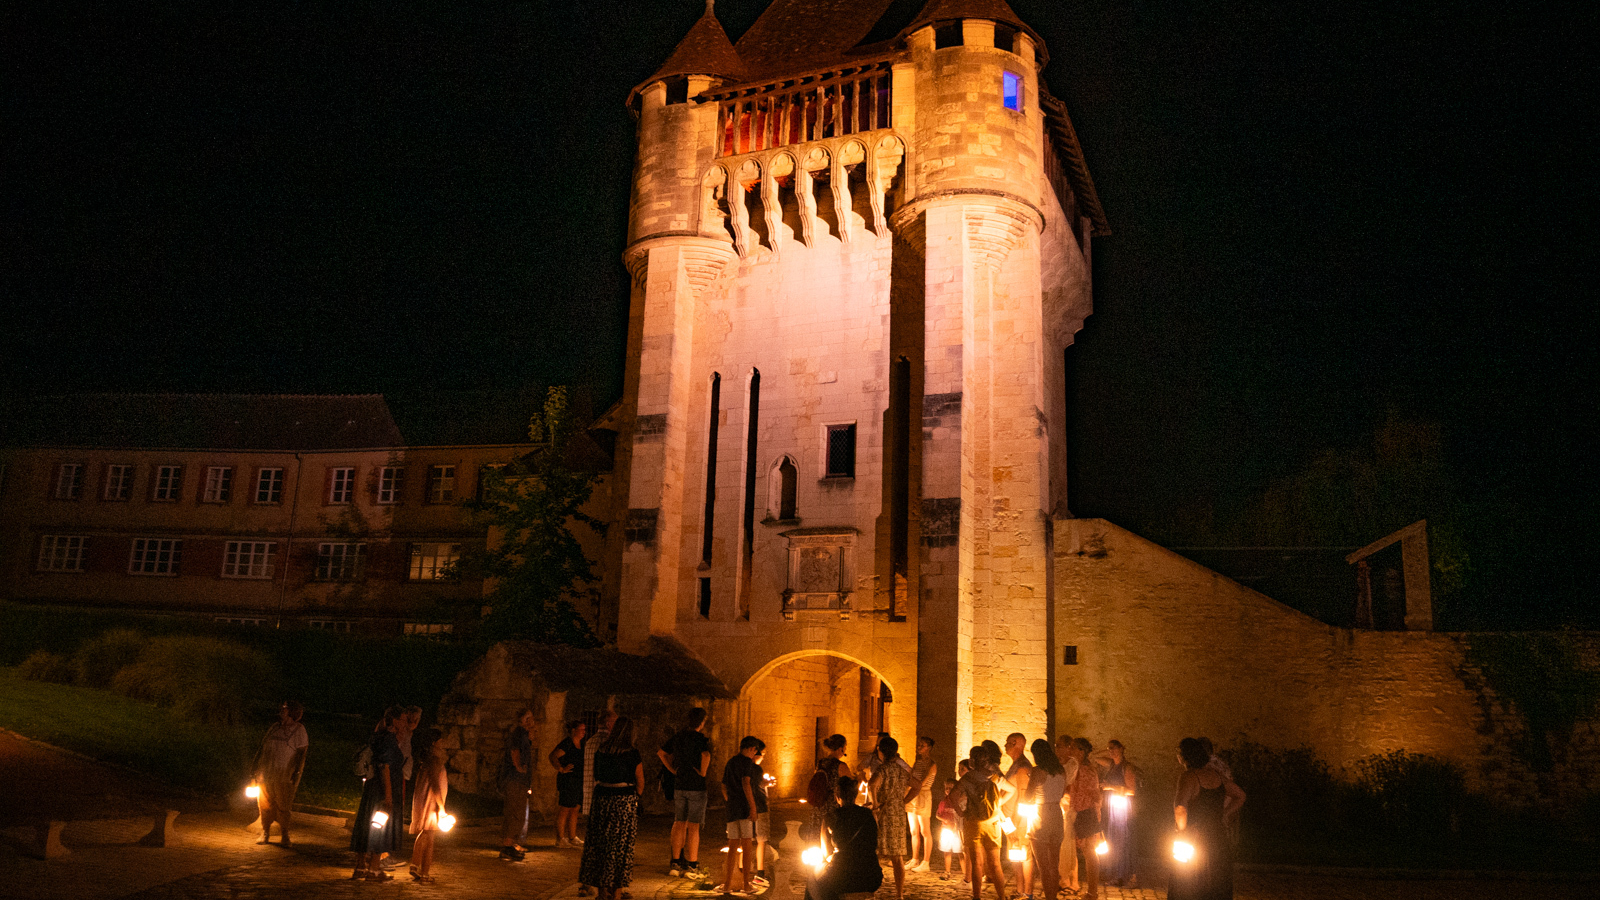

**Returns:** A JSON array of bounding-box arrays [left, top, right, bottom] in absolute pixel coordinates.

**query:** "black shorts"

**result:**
[[1073, 809, 1099, 839], [557, 775, 582, 808]]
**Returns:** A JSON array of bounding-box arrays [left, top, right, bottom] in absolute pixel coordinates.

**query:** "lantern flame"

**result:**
[[1007, 847, 1027, 861], [939, 828, 961, 853], [371, 810, 389, 828], [802, 846, 827, 871], [1109, 794, 1130, 812], [1095, 840, 1109, 856], [244, 784, 260, 799], [1173, 839, 1195, 863], [439, 813, 456, 833]]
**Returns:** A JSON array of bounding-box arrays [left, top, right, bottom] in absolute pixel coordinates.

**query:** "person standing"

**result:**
[[751, 741, 774, 890], [351, 707, 405, 881], [1027, 740, 1068, 900], [1003, 733, 1035, 900], [907, 737, 938, 871], [1097, 739, 1138, 887], [253, 701, 308, 846], [499, 708, 535, 861], [1170, 738, 1246, 900], [551, 720, 588, 848], [869, 736, 911, 900], [408, 727, 449, 884], [659, 707, 712, 878], [1066, 738, 1103, 900], [957, 744, 1012, 900], [1054, 734, 1080, 894], [579, 717, 645, 900], [720, 736, 762, 897], [585, 709, 619, 815]]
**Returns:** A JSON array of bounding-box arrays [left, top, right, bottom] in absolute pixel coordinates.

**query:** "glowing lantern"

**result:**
[[1007, 847, 1027, 861], [939, 828, 961, 853], [998, 817, 1016, 835], [371, 810, 389, 828], [799, 798, 808, 804], [802, 846, 827, 871], [1109, 794, 1130, 813], [1172, 840, 1195, 863], [1094, 840, 1109, 856], [439, 813, 456, 833], [1017, 803, 1038, 826], [244, 784, 261, 799]]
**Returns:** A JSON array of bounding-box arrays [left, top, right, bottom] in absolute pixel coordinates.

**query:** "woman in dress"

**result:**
[[906, 737, 938, 871], [1097, 739, 1138, 887], [1065, 738, 1103, 900], [253, 700, 308, 846], [499, 708, 535, 861], [958, 744, 1013, 900], [550, 719, 587, 848], [1169, 738, 1246, 900], [807, 776, 883, 900], [868, 736, 911, 900], [351, 706, 406, 881], [578, 716, 644, 900], [1028, 740, 1068, 900], [408, 727, 449, 884]]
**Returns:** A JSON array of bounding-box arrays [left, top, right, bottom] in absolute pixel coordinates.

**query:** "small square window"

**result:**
[[427, 465, 456, 504], [255, 468, 285, 504], [1002, 71, 1023, 111], [53, 463, 84, 500], [377, 466, 405, 504], [825, 424, 857, 478], [39, 535, 87, 572], [202, 466, 233, 503], [104, 464, 134, 501], [328, 467, 355, 505], [934, 22, 963, 48]]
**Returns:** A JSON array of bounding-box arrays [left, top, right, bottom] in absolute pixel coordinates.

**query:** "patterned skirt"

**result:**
[[579, 793, 639, 889]]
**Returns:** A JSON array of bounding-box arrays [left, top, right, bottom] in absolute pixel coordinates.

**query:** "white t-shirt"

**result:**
[[261, 722, 309, 776]]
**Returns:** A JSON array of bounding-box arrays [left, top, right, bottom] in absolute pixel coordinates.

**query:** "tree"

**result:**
[[461, 387, 603, 646]]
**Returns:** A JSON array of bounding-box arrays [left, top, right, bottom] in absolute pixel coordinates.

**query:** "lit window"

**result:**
[[104, 464, 134, 501], [130, 538, 182, 575], [255, 468, 285, 504], [54, 463, 84, 500], [315, 542, 366, 581], [409, 542, 461, 581], [825, 424, 857, 478], [39, 535, 87, 572], [328, 467, 355, 504], [202, 466, 233, 503], [1002, 71, 1023, 111], [152, 465, 183, 502], [377, 466, 405, 504], [427, 465, 456, 504], [215, 617, 264, 626], [222, 541, 276, 579], [404, 622, 454, 640], [309, 619, 353, 633]]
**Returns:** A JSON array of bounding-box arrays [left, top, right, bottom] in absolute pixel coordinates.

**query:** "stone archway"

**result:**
[[735, 652, 896, 799]]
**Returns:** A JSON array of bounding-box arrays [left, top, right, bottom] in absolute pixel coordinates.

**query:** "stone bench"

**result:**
[[26, 809, 180, 859]]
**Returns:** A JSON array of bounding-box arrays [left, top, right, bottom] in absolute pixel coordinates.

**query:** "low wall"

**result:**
[[1052, 518, 1600, 809]]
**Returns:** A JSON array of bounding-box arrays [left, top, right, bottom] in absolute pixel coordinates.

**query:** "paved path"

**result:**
[[3, 735, 1597, 900]]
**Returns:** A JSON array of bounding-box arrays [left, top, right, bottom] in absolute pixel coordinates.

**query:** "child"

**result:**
[[408, 728, 449, 884], [935, 775, 965, 882]]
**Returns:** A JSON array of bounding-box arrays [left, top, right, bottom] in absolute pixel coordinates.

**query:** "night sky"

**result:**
[[3, 1, 1595, 627]]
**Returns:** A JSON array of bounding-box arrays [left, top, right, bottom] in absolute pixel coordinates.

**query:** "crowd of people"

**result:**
[[250, 702, 1245, 900]]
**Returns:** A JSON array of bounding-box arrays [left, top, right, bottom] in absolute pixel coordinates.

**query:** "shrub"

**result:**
[[112, 635, 278, 726], [1351, 749, 1467, 839], [17, 650, 75, 684], [1227, 742, 1347, 843], [73, 629, 146, 688]]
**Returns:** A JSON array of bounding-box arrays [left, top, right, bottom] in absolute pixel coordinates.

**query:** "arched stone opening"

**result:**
[[736, 652, 896, 800]]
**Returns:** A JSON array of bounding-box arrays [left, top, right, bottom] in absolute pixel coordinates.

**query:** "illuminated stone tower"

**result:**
[[613, 0, 1106, 786]]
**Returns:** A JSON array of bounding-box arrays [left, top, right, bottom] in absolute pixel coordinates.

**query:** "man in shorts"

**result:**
[[721, 736, 761, 896], [659, 707, 713, 877], [750, 741, 772, 889]]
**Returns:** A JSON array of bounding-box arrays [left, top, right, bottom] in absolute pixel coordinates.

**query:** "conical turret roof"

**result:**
[[639, 0, 747, 95], [905, 0, 1031, 38]]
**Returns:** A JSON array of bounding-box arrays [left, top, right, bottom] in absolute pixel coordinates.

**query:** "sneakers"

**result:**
[[748, 875, 771, 889], [669, 861, 684, 877], [498, 847, 527, 862], [570, 836, 585, 846], [683, 863, 708, 879]]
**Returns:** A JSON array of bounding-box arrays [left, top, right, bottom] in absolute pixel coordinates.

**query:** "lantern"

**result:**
[[939, 828, 961, 853], [1017, 803, 1038, 826], [1094, 840, 1109, 856], [1109, 794, 1130, 813], [1172, 840, 1195, 863], [439, 813, 456, 833], [244, 784, 261, 799], [371, 810, 389, 828], [802, 846, 827, 871], [1007, 847, 1027, 862]]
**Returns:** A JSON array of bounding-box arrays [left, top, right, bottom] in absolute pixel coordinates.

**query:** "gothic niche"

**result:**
[[780, 526, 857, 620]]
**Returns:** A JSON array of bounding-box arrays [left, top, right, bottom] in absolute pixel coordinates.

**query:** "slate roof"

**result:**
[[642, 0, 748, 90], [904, 0, 1030, 38], [0, 392, 543, 451], [732, 0, 903, 82]]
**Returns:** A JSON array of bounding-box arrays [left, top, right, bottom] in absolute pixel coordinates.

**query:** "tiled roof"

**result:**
[[904, 0, 1029, 35], [0, 392, 543, 451], [733, 0, 903, 82], [638, 1, 748, 95]]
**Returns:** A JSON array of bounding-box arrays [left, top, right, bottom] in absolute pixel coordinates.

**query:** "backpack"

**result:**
[[353, 744, 375, 780], [806, 767, 835, 807]]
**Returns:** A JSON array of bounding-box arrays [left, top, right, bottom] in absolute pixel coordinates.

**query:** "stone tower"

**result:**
[[613, 0, 1107, 787]]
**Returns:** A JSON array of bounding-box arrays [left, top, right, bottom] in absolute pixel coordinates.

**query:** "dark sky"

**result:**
[[3, 1, 1595, 626]]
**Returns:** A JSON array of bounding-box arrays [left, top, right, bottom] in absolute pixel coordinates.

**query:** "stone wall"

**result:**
[[1053, 518, 1600, 809]]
